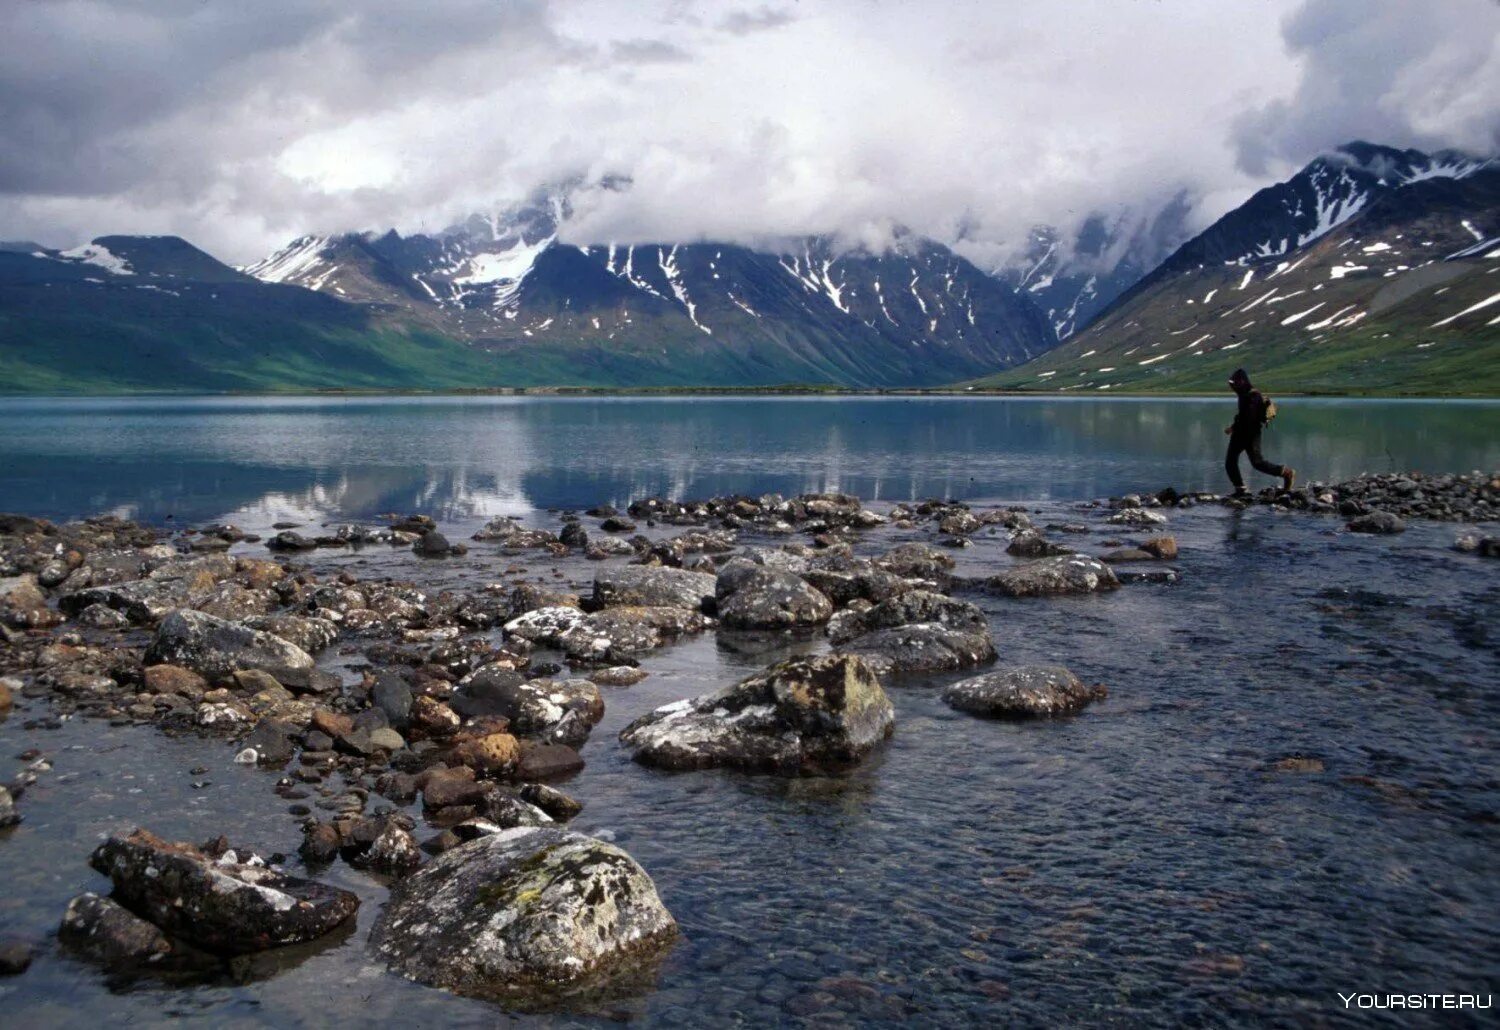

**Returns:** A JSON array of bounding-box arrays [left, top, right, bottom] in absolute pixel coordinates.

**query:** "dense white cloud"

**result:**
[[0, 0, 1493, 266]]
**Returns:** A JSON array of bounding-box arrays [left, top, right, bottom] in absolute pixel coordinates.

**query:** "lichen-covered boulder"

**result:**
[[592, 566, 716, 612], [88, 829, 359, 955], [717, 569, 833, 629], [558, 606, 709, 663], [942, 666, 1106, 718], [454, 669, 604, 748], [371, 827, 677, 1002], [830, 590, 996, 677], [619, 654, 894, 774], [980, 555, 1119, 598], [144, 609, 316, 688]]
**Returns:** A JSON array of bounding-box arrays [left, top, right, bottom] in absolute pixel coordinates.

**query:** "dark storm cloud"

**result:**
[[1233, 0, 1500, 175], [0, 0, 1493, 265]]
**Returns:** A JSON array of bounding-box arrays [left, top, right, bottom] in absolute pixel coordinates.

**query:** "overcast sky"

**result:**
[[1, 0, 1496, 265]]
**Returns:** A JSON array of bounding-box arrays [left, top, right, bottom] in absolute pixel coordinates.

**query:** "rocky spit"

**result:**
[[0, 469, 1494, 1008]]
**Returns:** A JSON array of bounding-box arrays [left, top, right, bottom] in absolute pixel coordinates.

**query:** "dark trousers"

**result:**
[[1225, 429, 1284, 490]]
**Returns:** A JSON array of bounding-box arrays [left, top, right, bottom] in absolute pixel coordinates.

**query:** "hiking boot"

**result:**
[[1281, 467, 1297, 491]]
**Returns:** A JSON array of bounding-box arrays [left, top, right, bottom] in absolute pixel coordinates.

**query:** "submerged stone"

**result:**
[[942, 666, 1106, 718]]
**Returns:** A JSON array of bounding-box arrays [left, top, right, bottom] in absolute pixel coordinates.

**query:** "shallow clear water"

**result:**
[[0, 394, 1496, 524], [0, 396, 1497, 1026]]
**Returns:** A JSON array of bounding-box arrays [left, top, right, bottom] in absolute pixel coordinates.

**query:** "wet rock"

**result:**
[[447, 730, 521, 775], [600, 515, 637, 532], [59, 893, 172, 968], [718, 569, 833, 630], [1452, 534, 1498, 557], [197, 701, 253, 727], [0, 676, 13, 713], [372, 671, 414, 730], [242, 718, 297, 765], [515, 742, 585, 780], [942, 666, 1106, 718], [588, 666, 648, 687], [503, 605, 587, 646], [621, 654, 894, 774], [148, 664, 208, 699], [300, 822, 343, 864], [1, 575, 60, 629], [1114, 567, 1181, 585], [367, 823, 422, 874], [1100, 548, 1156, 563], [410, 696, 462, 738], [1005, 528, 1072, 558], [369, 727, 406, 751], [1107, 508, 1167, 527], [0, 939, 33, 975], [370, 826, 677, 1002], [145, 609, 315, 689], [1346, 511, 1406, 535], [830, 591, 996, 677], [980, 555, 1120, 597], [243, 614, 340, 654], [415, 529, 462, 556], [875, 542, 955, 581], [89, 829, 359, 955], [266, 531, 318, 552], [559, 522, 589, 549], [456, 675, 604, 748], [592, 566, 716, 613], [520, 782, 583, 821], [76, 602, 130, 629], [0, 785, 19, 828], [1139, 535, 1178, 560], [560, 606, 708, 663]]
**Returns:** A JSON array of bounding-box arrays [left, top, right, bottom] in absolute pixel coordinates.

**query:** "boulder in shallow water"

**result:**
[[942, 666, 1106, 718], [620, 653, 894, 774], [1346, 511, 1406, 535], [59, 892, 172, 968], [980, 555, 1119, 598], [592, 566, 715, 613], [371, 826, 677, 1002], [144, 609, 315, 688], [454, 668, 604, 748], [830, 590, 996, 677], [1106, 508, 1167, 527], [717, 568, 833, 629], [88, 829, 359, 955], [1005, 528, 1072, 558]]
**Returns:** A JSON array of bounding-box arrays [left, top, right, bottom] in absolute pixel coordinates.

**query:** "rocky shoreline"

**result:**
[[0, 469, 1494, 1003]]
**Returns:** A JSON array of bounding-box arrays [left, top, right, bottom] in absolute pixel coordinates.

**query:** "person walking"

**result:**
[[1225, 368, 1294, 496]]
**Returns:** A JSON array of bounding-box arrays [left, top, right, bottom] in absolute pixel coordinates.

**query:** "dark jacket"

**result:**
[[1228, 369, 1268, 436]]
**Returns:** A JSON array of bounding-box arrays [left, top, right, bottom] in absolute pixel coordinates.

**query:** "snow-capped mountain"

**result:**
[[243, 188, 1057, 387], [976, 143, 1499, 395], [1135, 142, 1490, 290], [993, 196, 1194, 340]]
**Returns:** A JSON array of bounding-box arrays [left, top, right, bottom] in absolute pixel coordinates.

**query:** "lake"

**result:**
[[0, 395, 1496, 525], [0, 395, 1496, 1026]]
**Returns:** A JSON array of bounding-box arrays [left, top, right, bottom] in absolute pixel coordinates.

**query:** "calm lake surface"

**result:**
[[0, 394, 1496, 524], [0, 395, 1497, 1026]]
